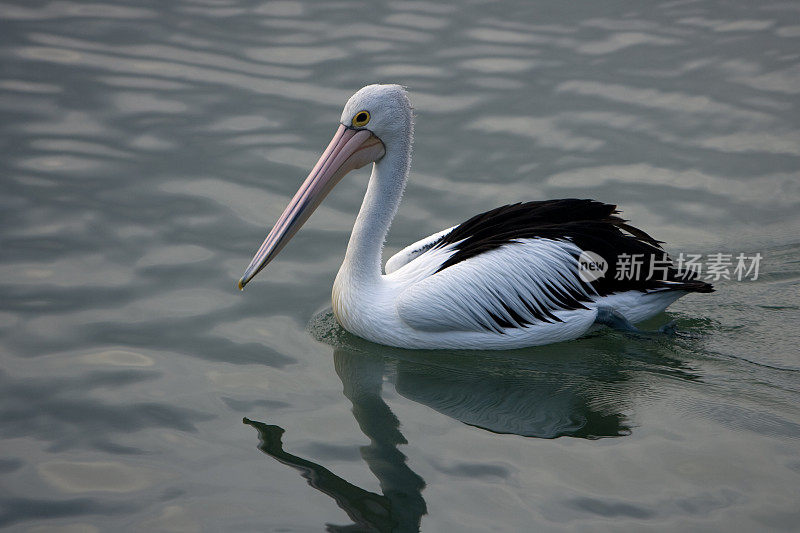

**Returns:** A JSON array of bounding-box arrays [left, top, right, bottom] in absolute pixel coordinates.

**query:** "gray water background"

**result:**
[[1, 0, 799, 531]]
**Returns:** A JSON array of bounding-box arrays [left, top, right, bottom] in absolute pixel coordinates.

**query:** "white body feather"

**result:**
[[334, 235, 683, 350]]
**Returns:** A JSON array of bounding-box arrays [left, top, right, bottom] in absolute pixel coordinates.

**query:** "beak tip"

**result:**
[[237, 278, 246, 291]]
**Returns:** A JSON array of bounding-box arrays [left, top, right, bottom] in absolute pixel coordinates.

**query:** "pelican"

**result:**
[[238, 84, 712, 350]]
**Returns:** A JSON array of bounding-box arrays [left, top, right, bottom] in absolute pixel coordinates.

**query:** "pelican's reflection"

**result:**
[[245, 311, 697, 532], [245, 344, 425, 532]]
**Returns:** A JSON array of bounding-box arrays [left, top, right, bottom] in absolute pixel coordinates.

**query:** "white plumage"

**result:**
[[384, 226, 456, 275], [333, 236, 684, 350]]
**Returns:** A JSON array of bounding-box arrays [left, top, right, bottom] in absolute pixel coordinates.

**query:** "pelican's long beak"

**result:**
[[238, 124, 385, 289]]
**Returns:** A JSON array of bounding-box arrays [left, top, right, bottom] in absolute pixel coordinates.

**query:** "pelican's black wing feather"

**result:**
[[434, 199, 713, 296]]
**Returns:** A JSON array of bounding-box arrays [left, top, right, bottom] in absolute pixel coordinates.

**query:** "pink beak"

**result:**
[[239, 124, 385, 289]]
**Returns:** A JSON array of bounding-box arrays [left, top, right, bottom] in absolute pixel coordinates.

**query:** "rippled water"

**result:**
[[2, 0, 800, 531]]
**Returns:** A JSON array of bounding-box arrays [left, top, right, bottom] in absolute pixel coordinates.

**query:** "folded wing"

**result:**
[[396, 199, 712, 333]]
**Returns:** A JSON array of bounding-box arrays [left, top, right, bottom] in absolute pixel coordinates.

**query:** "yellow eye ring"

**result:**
[[352, 110, 370, 127]]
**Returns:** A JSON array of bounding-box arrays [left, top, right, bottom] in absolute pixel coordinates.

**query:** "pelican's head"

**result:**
[[238, 84, 411, 290], [340, 84, 412, 148]]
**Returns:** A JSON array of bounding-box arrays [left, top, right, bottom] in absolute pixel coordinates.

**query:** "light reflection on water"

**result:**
[[1, 0, 799, 530]]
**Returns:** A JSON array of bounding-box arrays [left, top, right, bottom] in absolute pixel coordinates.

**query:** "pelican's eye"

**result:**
[[352, 110, 370, 127]]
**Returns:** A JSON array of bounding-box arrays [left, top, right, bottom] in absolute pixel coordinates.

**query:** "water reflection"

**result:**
[[245, 344, 426, 532], [245, 339, 426, 532], [246, 311, 699, 531], [313, 311, 698, 439]]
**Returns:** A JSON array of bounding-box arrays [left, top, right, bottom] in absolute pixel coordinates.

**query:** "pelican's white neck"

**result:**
[[337, 125, 412, 287]]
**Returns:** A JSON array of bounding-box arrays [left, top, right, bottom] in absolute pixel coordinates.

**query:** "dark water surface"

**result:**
[[2, 0, 800, 531]]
